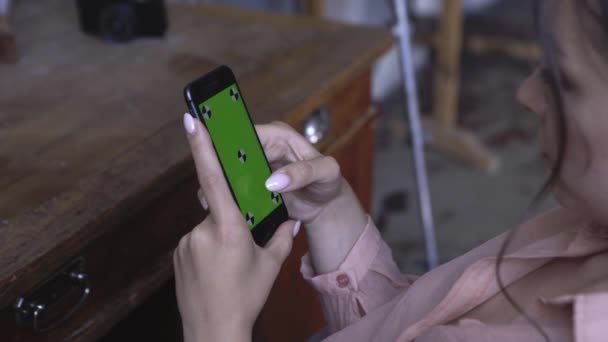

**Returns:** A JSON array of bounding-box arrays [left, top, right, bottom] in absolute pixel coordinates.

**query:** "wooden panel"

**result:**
[[0, 0, 392, 312], [100, 281, 182, 342], [327, 71, 374, 210], [334, 120, 375, 212], [253, 233, 324, 342]]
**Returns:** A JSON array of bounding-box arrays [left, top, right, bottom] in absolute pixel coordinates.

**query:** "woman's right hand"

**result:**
[[197, 121, 356, 224], [255, 122, 346, 224], [198, 121, 368, 274]]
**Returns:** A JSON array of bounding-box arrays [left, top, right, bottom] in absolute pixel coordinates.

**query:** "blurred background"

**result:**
[[160, 0, 554, 273]]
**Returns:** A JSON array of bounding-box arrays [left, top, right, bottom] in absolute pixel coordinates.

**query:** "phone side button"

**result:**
[[189, 102, 197, 117]]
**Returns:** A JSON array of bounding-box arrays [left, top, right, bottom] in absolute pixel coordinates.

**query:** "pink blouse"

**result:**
[[301, 208, 608, 341]]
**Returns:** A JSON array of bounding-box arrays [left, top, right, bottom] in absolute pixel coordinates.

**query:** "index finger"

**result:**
[[183, 113, 240, 224], [255, 122, 321, 162]]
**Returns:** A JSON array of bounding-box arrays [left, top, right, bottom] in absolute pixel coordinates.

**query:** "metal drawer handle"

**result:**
[[303, 106, 330, 145], [14, 257, 91, 334]]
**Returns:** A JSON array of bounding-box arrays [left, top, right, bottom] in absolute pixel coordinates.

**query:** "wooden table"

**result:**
[[0, 1, 391, 341]]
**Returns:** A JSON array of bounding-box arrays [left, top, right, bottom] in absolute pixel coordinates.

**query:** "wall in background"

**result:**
[[0, 0, 11, 15]]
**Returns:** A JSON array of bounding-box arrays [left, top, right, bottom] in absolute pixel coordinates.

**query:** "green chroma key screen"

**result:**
[[197, 84, 282, 230]]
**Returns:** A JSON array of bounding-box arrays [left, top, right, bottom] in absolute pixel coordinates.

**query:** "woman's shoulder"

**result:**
[[508, 206, 585, 246], [524, 206, 583, 232]]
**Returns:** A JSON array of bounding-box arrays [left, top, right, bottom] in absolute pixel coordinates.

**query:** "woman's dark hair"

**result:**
[[494, 1, 608, 341]]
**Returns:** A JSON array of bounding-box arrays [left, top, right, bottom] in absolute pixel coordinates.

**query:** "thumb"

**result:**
[[264, 220, 300, 264]]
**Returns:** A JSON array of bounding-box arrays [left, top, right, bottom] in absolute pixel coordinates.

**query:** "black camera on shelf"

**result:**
[[76, 0, 168, 43]]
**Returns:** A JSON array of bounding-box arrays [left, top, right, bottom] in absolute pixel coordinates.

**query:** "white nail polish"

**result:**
[[183, 113, 196, 135], [292, 221, 302, 237], [200, 197, 209, 210], [266, 173, 290, 191]]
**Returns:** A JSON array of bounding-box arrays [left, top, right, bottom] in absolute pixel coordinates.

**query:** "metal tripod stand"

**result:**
[[392, 0, 439, 269]]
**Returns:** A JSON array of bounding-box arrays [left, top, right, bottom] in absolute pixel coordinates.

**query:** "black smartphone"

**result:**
[[183, 65, 288, 246]]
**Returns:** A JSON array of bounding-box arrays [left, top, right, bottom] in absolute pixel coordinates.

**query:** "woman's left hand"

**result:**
[[174, 113, 300, 342]]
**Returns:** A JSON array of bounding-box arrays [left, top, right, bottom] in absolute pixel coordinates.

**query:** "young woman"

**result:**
[[174, 1, 608, 340]]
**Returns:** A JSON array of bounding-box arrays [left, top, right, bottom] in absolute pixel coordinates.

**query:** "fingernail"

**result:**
[[200, 196, 209, 210], [292, 221, 302, 237], [183, 113, 196, 135], [266, 173, 290, 191]]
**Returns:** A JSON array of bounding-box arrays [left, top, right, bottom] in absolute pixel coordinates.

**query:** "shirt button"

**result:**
[[336, 274, 350, 288]]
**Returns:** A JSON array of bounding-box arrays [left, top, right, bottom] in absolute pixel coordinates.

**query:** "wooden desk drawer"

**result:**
[[0, 174, 202, 341]]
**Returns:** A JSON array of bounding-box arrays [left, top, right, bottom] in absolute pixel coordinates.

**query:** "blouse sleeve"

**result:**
[[301, 216, 416, 332]]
